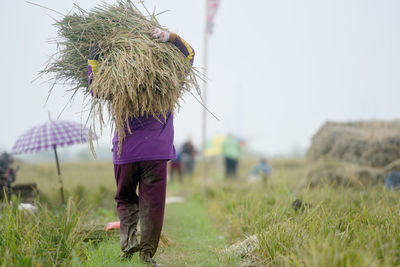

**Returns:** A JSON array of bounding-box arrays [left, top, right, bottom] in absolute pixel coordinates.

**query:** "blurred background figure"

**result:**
[[181, 138, 196, 177], [248, 158, 271, 183], [0, 152, 16, 202], [385, 171, 400, 190], [222, 134, 241, 179], [169, 152, 183, 182]]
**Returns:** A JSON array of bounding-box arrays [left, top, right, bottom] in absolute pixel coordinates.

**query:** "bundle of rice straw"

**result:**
[[40, 0, 200, 154]]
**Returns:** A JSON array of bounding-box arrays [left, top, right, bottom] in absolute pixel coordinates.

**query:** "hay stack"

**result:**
[[40, 1, 200, 152], [304, 120, 400, 187], [307, 121, 400, 167], [384, 159, 400, 173], [305, 160, 384, 188]]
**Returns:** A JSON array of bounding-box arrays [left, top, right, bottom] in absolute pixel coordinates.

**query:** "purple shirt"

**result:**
[[113, 113, 176, 164]]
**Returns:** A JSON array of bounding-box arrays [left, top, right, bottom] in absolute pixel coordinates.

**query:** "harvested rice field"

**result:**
[[2, 158, 400, 266]]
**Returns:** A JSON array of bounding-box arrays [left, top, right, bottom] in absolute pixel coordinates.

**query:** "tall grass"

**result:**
[[206, 159, 400, 266], [5, 159, 400, 266], [0, 199, 88, 266]]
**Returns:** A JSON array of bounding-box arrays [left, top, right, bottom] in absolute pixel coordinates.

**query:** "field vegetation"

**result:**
[[1, 158, 399, 266]]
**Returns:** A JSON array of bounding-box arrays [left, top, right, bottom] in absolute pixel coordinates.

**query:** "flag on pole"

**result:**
[[206, 0, 221, 35]]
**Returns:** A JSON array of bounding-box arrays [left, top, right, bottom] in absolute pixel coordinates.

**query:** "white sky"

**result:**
[[1, 0, 400, 156]]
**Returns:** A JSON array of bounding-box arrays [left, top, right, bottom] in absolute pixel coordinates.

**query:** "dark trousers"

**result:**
[[181, 155, 195, 176], [225, 157, 238, 179], [114, 160, 167, 257], [169, 161, 182, 182]]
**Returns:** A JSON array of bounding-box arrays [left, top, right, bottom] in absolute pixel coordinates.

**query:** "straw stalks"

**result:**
[[39, 0, 201, 154]]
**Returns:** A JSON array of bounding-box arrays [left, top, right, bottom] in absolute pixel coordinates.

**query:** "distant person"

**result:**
[[169, 152, 182, 182], [181, 139, 196, 177], [385, 171, 400, 190], [222, 134, 241, 179], [0, 152, 16, 202], [248, 158, 271, 183]]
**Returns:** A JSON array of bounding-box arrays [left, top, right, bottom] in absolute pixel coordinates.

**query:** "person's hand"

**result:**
[[98, 40, 105, 48], [89, 44, 101, 60], [150, 28, 170, 42]]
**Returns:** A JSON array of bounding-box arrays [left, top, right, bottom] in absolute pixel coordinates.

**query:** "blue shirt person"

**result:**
[[248, 159, 271, 183]]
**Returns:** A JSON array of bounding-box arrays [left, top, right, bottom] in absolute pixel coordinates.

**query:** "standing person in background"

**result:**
[[0, 153, 16, 202], [222, 134, 241, 179], [88, 28, 195, 267], [169, 151, 182, 182], [180, 138, 196, 177]]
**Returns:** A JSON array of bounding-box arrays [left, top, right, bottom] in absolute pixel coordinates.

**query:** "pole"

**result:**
[[201, 1, 210, 197], [53, 144, 65, 205]]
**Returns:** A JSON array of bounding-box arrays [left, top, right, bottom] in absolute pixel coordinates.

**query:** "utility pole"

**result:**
[[201, 0, 210, 193], [201, 0, 220, 196]]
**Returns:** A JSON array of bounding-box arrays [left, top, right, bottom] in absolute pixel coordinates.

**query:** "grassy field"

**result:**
[[206, 162, 400, 266], [1, 158, 400, 266]]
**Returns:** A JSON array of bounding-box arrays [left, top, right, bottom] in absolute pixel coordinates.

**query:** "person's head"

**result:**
[[260, 158, 268, 164], [226, 133, 236, 140], [1, 153, 13, 165], [185, 134, 193, 143]]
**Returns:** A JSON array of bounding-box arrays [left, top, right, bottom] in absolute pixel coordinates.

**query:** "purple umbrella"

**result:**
[[11, 119, 95, 204]]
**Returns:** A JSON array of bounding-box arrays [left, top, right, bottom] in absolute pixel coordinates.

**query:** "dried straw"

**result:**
[[304, 120, 400, 187], [307, 120, 400, 167], [40, 0, 201, 154]]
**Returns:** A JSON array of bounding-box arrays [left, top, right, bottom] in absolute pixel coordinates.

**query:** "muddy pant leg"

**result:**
[[138, 160, 167, 257], [114, 163, 140, 253]]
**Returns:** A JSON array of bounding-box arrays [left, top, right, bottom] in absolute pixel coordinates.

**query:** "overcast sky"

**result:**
[[1, 0, 400, 156]]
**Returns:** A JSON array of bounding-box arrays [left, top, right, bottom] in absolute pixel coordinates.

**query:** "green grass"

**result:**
[[158, 196, 239, 266], [82, 195, 239, 266], [0, 199, 88, 266], [206, 159, 400, 266], [6, 161, 239, 266], [3, 158, 400, 266]]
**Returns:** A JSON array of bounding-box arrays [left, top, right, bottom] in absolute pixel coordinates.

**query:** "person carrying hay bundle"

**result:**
[[88, 27, 194, 266], [38, 2, 199, 264]]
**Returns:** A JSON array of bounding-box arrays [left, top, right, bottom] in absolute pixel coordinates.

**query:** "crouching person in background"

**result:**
[[248, 158, 271, 184]]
